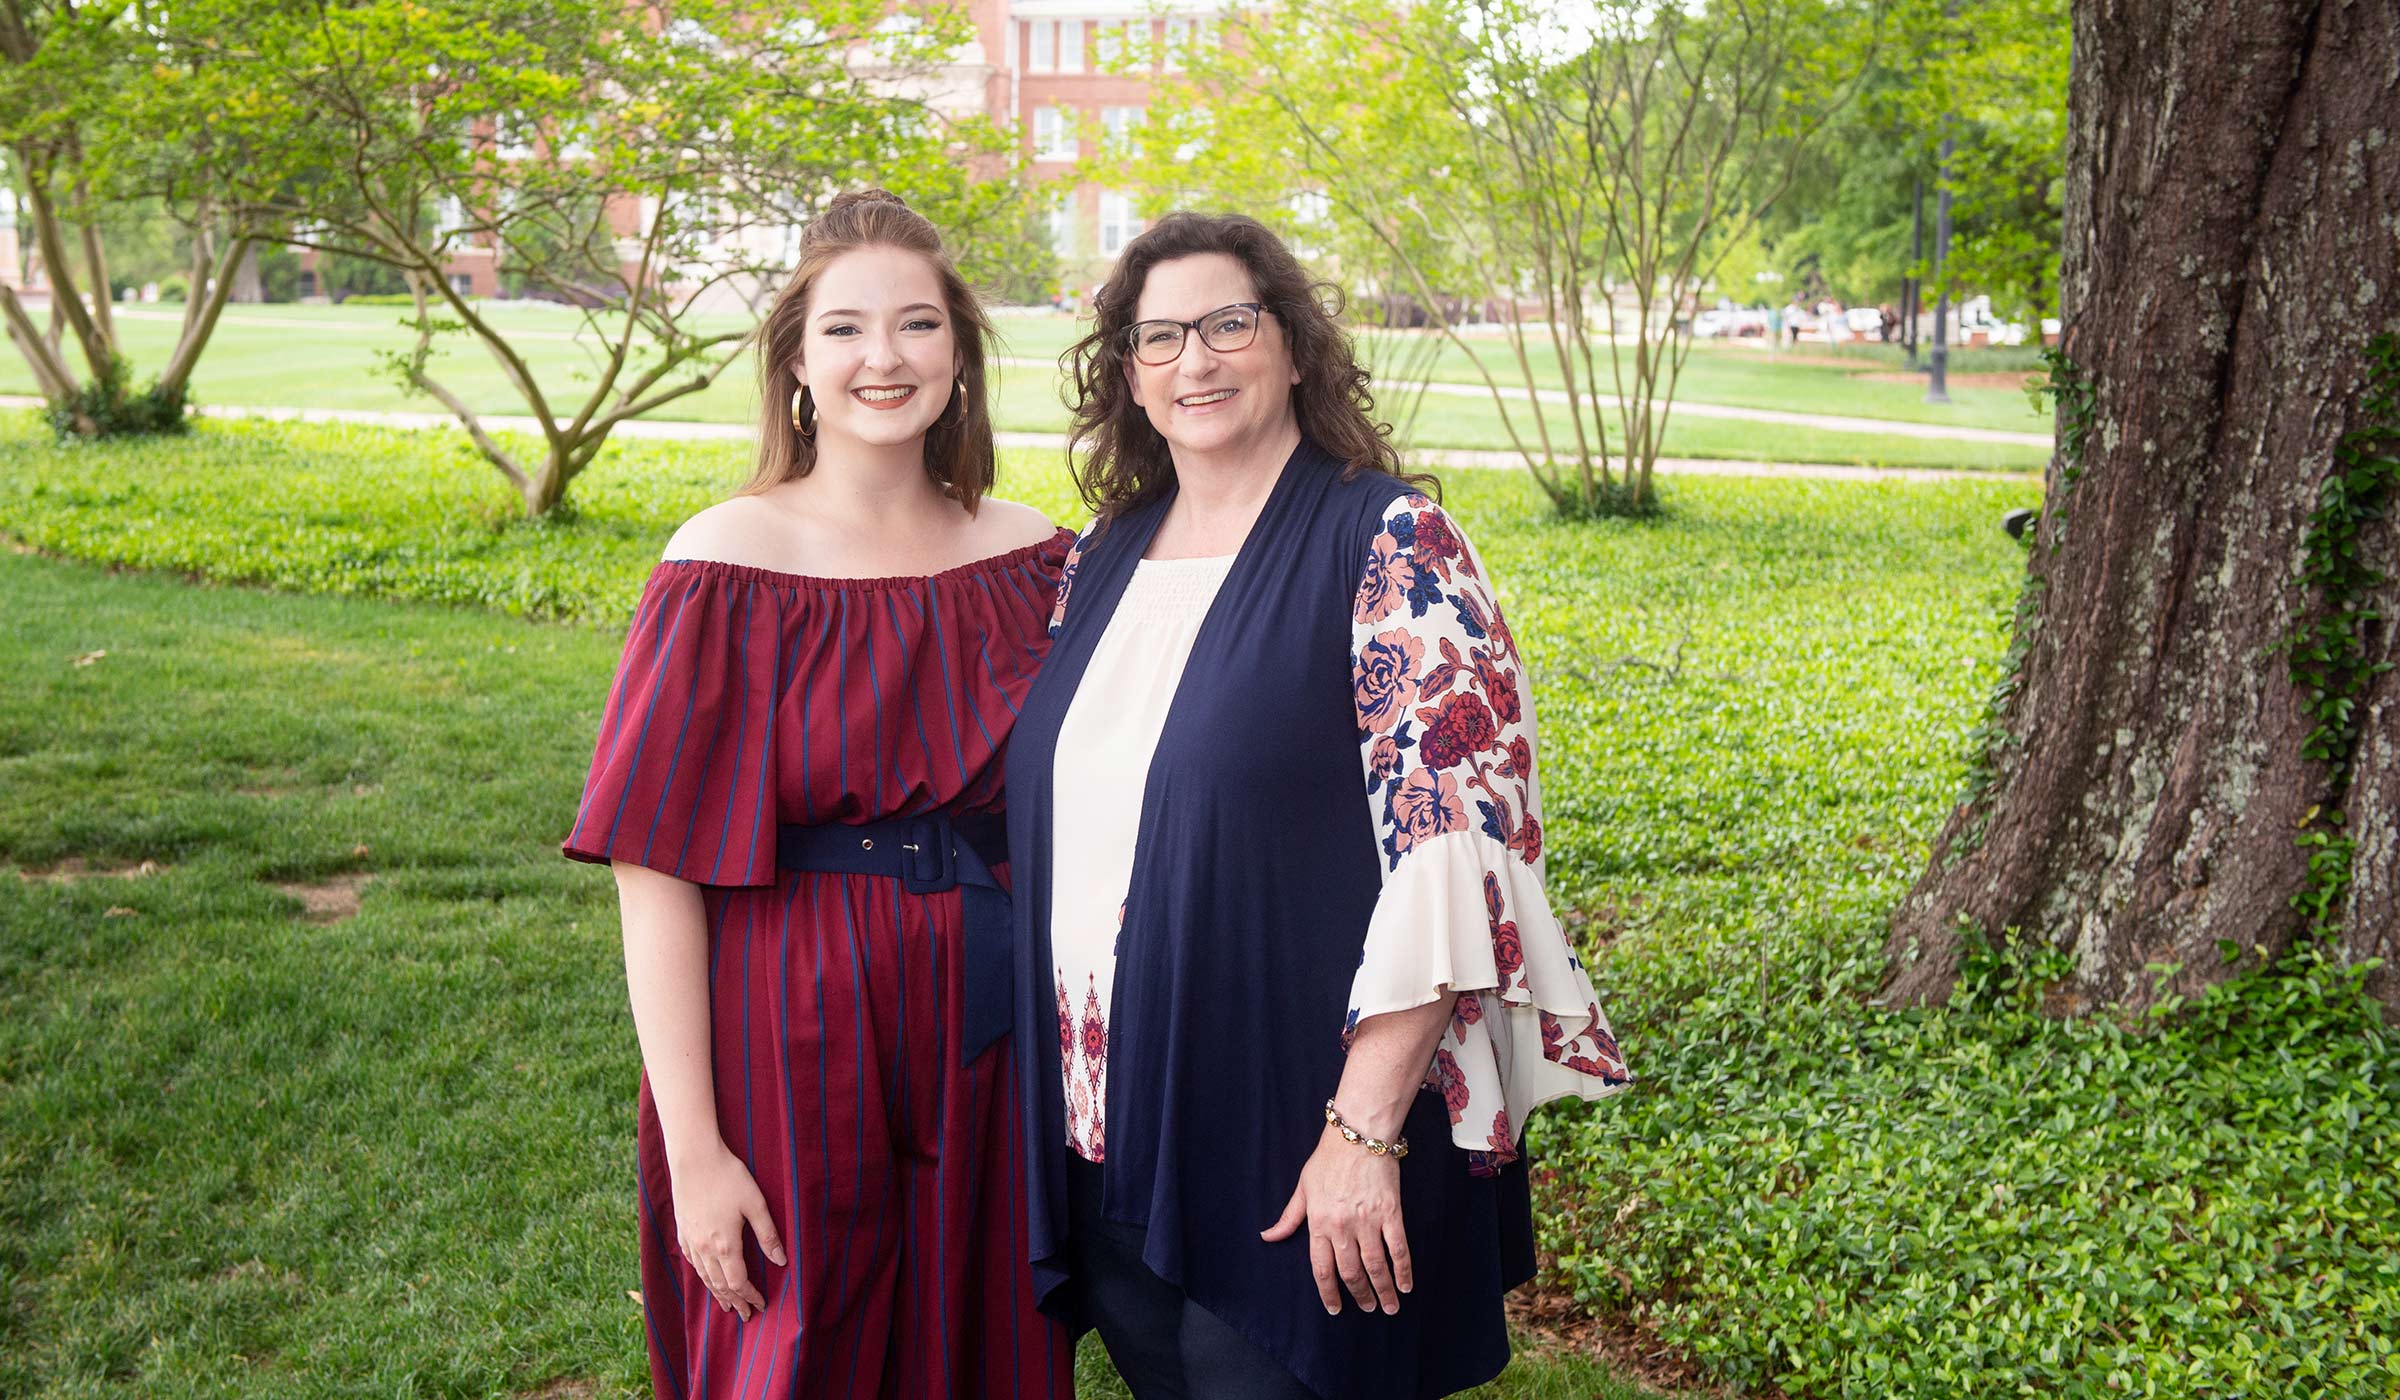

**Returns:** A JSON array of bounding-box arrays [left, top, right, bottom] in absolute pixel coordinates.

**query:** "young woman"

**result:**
[[565, 190, 1074, 1399], [1007, 213, 1631, 1397]]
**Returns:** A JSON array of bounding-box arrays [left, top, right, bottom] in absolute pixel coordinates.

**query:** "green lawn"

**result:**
[[5, 418, 2393, 1399], [2, 302, 2051, 471]]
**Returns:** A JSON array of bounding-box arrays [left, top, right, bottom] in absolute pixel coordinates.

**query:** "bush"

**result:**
[[41, 358, 188, 440], [157, 274, 190, 303], [252, 243, 304, 303], [337, 292, 431, 307]]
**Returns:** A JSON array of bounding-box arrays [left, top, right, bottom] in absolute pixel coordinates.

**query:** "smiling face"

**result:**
[[796, 245, 959, 452], [1124, 252, 1302, 470]]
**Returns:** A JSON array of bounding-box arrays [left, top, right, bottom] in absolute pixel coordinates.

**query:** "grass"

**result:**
[[6, 419, 2394, 1398], [1, 301, 2051, 471], [0, 550, 639, 1397], [0, 412, 2024, 635]]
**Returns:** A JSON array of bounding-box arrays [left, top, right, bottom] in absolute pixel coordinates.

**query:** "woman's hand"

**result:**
[[670, 1141, 789, 1321], [1261, 1123, 1414, 1315]]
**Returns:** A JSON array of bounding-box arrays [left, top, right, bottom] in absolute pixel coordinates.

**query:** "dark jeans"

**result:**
[[1065, 1154, 1319, 1400]]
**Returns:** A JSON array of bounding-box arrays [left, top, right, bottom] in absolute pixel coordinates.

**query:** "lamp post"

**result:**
[[1905, 176, 1923, 370], [1926, 133, 1953, 405]]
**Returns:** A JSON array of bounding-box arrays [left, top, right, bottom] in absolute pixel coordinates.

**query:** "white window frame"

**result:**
[[1058, 18, 1084, 72], [1035, 106, 1078, 162], [1029, 19, 1056, 71], [1102, 105, 1144, 148], [1099, 190, 1143, 256]]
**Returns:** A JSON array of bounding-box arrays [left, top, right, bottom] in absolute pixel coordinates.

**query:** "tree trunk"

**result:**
[[229, 243, 263, 304], [1882, 0, 2400, 1015]]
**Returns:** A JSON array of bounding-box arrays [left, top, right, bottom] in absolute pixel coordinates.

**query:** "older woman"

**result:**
[[1006, 212, 1630, 1398]]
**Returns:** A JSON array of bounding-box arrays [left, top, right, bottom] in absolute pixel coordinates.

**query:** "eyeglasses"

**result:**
[[1122, 303, 1268, 366]]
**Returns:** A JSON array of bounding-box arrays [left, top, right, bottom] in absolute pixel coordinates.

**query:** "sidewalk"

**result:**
[[1, 396, 2035, 484], [991, 357, 2054, 448]]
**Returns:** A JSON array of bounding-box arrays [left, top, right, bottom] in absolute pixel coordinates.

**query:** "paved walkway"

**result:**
[[991, 356, 2053, 448], [1, 396, 2030, 484], [91, 317, 2048, 448]]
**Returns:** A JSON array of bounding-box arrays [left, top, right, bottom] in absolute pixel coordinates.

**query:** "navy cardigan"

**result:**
[[1006, 440, 1534, 1399]]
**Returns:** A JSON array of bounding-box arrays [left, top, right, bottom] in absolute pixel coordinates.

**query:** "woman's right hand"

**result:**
[[669, 1141, 788, 1320]]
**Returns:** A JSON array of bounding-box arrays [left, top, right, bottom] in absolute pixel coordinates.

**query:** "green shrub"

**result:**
[[156, 274, 190, 303], [41, 357, 188, 439]]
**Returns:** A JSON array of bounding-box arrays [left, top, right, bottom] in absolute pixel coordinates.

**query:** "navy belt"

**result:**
[[776, 810, 1010, 1065]]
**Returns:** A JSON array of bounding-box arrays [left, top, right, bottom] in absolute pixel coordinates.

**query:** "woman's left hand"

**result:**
[[1262, 1124, 1413, 1315]]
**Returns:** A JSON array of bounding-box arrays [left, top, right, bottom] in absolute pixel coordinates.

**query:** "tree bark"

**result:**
[[156, 235, 252, 401], [1882, 0, 2400, 1015]]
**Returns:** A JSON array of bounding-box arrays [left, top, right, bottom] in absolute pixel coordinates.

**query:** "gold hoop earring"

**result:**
[[941, 377, 968, 428], [790, 384, 814, 438]]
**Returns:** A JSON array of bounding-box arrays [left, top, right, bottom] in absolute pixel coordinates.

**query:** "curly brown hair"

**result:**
[[1062, 210, 1434, 520], [743, 188, 998, 510]]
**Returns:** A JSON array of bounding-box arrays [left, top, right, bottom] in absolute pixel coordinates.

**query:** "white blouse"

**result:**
[[1047, 553, 1238, 1163]]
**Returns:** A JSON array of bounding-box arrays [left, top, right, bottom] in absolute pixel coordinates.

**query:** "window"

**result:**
[[1184, 17, 1217, 63], [1100, 191, 1143, 256], [1094, 19, 1138, 68], [1102, 106, 1144, 151], [1287, 191, 1332, 257], [1164, 17, 1206, 70], [1034, 106, 1077, 161], [494, 111, 537, 161], [1048, 201, 1075, 257], [1027, 18, 1082, 73]]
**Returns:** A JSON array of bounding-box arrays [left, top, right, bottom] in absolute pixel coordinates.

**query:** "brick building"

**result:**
[[970, 0, 1227, 290], [295, 3, 1229, 305]]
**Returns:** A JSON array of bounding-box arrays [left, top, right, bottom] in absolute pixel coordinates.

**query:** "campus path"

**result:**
[[83, 312, 2053, 450], [993, 356, 2056, 448], [0, 397, 2031, 484]]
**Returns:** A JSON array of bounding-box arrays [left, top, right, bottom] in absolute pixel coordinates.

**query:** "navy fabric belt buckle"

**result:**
[[899, 815, 957, 894]]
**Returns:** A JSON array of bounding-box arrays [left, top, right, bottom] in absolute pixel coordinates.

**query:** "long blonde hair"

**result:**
[[744, 189, 999, 509]]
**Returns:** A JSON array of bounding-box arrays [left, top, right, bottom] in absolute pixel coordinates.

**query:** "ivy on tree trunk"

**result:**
[[1882, 0, 2400, 1016]]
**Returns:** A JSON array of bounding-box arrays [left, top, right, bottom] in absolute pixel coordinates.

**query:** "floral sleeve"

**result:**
[[1348, 493, 1631, 1172], [1048, 526, 1089, 638]]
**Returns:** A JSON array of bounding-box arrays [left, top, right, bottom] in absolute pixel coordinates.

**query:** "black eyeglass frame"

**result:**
[[1121, 302, 1271, 366]]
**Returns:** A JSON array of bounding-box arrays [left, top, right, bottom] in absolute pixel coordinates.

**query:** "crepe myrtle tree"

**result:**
[[169, 0, 1043, 517], [0, 0, 262, 436], [1129, 0, 1882, 518]]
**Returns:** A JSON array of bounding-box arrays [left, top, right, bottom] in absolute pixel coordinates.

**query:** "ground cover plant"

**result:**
[[4, 421, 2391, 1397], [0, 414, 2031, 631]]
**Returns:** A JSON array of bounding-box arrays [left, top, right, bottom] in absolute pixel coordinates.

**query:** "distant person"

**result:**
[[1008, 211, 1631, 1397], [1879, 303, 1900, 342], [564, 189, 1073, 1398]]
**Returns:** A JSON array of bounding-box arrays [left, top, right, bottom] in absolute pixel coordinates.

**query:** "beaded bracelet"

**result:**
[[1323, 1099, 1410, 1158]]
